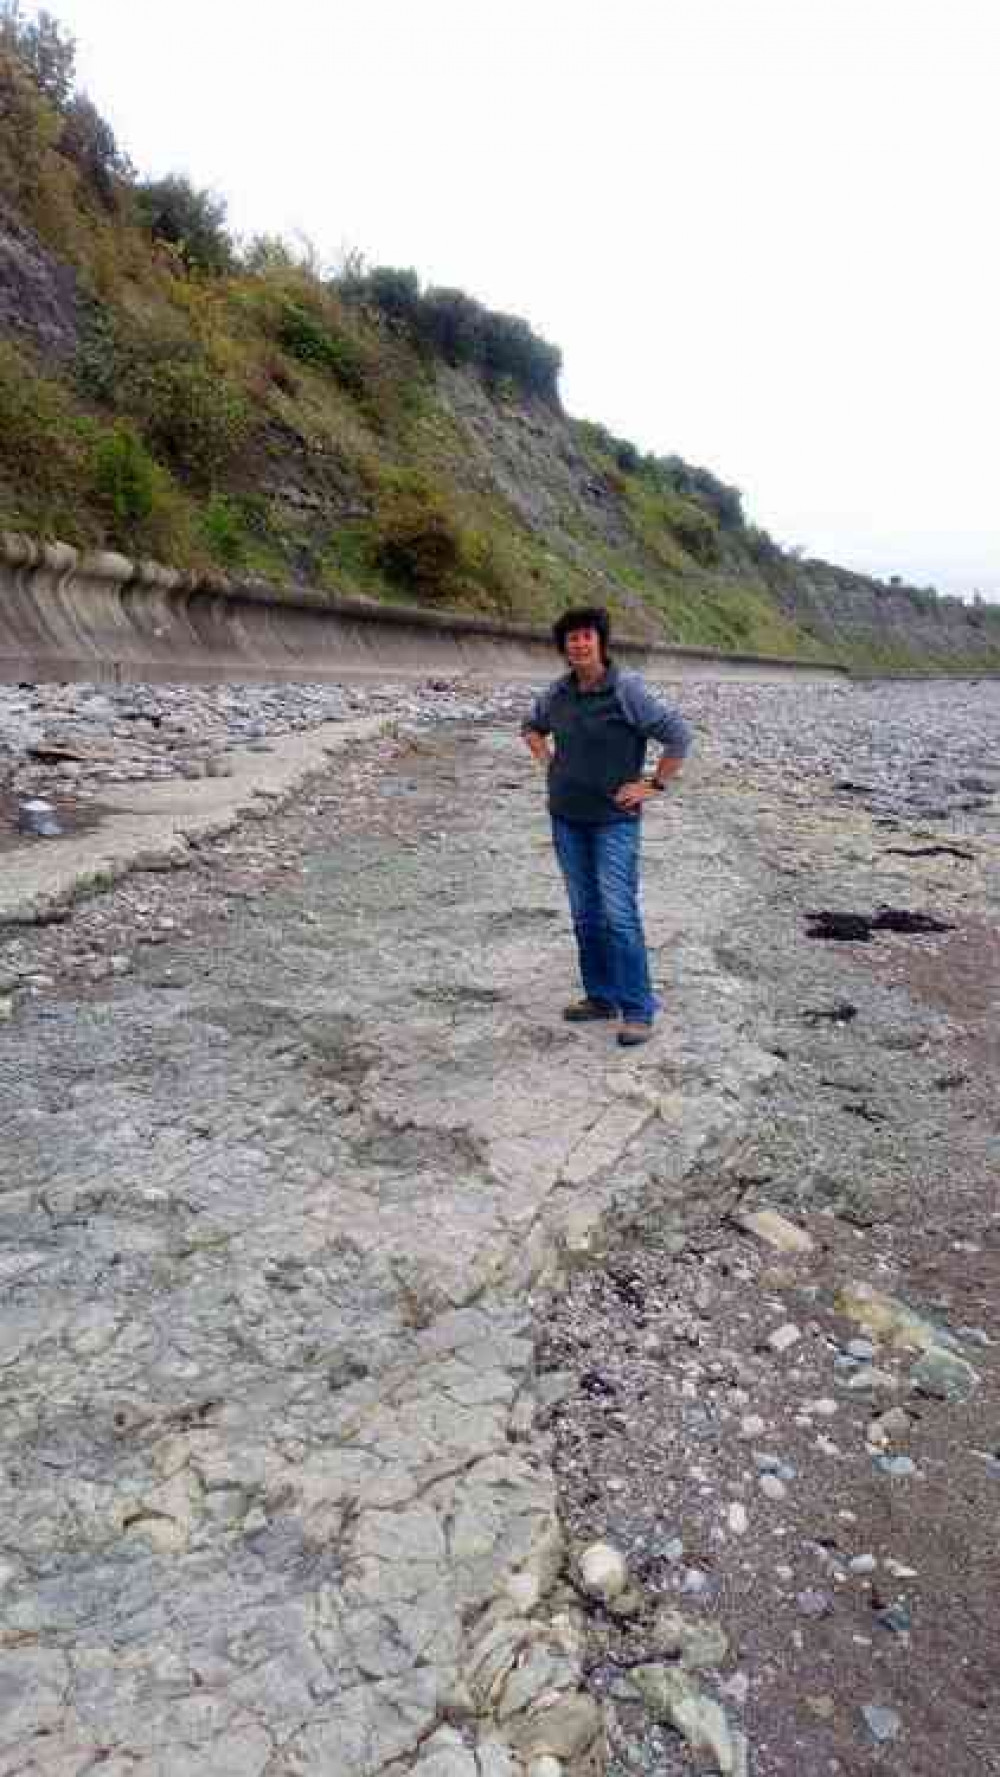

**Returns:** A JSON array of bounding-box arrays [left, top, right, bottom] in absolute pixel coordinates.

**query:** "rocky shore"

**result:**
[[1, 673, 998, 1776]]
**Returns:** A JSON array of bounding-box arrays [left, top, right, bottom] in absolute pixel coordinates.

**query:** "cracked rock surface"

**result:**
[[0, 696, 775, 1776]]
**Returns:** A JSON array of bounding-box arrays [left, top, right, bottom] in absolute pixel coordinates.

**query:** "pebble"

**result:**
[[846, 1366, 898, 1394], [767, 1323, 801, 1354], [861, 1703, 902, 1743], [796, 1589, 834, 1618], [728, 1502, 749, 1535], [740, 1414, 766, 1439], [846, 1338, 876, 1361], [578, 1541, 629, 1602], [911, 1346, 980, 1403], [759, 1474, 787, 1502], [849, 1553, 877, 1575], [875, 1455, 917, 1478], [872, 1406, 911, 1440], [806, 1694, 835, 1720], [720, 1671, 750, 1707]]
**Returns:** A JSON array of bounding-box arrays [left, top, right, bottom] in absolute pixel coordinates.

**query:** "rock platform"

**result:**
[[1, 675, 999, 1775]]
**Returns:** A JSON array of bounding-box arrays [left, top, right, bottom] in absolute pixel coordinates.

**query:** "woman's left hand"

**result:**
[[614, 779, 656, 809]]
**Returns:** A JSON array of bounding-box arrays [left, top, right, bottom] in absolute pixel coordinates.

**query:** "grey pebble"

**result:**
[[796, 1589, 834, 1618], [875, 1455, 917, 1478], [862, 1704, 902, 1743], [876, 1603, 912, 1636]]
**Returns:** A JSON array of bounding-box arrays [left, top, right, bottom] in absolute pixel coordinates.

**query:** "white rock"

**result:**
[[767, 1323, 801, 1354], [760, 1474, 787, 1502], [728, 1501, 749, 1535], [578, 1541, 628, 1602], [527, 1759, 563, 1777], [737, 1207, 814, 1253]]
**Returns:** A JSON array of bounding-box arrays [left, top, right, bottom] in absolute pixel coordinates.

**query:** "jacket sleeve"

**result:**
[[521, 680, 559, 735], [616, 673, 692, 757]]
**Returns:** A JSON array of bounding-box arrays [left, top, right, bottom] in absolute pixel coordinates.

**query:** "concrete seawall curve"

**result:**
[[0, 531, 848, 686]]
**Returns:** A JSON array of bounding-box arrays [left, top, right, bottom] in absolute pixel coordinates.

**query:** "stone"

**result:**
[[577, 1541, 628, 1602], [875, 1455, 917, 1478], [861, 1703, 902, 1743], [846, 1338, 876, 1361], [806, 1694, 836, 1720], [845, 1366, 898, 1394], [527, 1760, 564, 1777], [760, 1474, 787, 1502], [632, 1664, 741, 1774], [736, 1207, 814, 1253], [728, 1501, 749, 1535], [415, 1727, 480, 1775], [910, 1346, 979, 1402], [873, 1406, 911, 1440], [509, 1694, 602, 1762], [720, 1671, 750, 1708], [796, 1589, 834, 1618], [17, 796, 62, 837], [767, 1323, 801, 1354], [652, 1607, 729, 1669], [836, 1282, 954, 1354]]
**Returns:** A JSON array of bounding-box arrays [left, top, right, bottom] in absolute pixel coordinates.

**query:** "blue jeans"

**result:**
[[551, 816, 657, 1024]]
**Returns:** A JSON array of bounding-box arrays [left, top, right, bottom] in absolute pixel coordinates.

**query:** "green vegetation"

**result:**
[[0, 3, 997, 668]]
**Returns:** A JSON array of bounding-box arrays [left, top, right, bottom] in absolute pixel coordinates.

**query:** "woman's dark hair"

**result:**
[[552, 605, 611, 662]]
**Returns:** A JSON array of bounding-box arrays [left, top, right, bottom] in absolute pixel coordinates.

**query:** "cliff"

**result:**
[[1, 11, 997, 673]]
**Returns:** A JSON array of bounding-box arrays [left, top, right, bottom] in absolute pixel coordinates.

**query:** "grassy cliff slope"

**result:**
[[1, 8, 998, 672]]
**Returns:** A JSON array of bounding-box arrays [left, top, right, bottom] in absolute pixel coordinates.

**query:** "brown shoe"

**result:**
[[563, 998, 618, 1023], [617, 1022, 654, 1047]]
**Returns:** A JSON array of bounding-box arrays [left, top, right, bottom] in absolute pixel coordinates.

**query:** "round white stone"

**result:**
[[578, 1541, 628, 1601]]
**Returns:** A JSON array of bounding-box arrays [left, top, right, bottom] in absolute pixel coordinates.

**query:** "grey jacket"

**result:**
[[524, 663, 691, 823]]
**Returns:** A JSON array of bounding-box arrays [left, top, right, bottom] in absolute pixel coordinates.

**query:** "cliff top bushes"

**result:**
[[342, 264, 562, 407]]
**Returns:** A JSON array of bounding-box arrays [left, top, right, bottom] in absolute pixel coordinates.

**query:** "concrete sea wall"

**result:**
[[0, 533, 846, 687]]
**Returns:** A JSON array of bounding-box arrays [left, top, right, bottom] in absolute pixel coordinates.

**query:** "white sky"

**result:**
[[54, 0, 1000, 599]]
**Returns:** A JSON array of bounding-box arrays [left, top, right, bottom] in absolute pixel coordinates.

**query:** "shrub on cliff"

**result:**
[[370, 482, 463, 598], [137, 174, 235, 276], [133, 354, 249, 485], [655, 454, 744, 532], [277, 301, 367, 396], [342, 266, 562, 406], [91, 424, 157, 526], [0, 337, 86, 518]]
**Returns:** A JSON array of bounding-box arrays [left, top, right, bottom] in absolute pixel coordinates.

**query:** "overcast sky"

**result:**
[[54, 0, 999, 599]]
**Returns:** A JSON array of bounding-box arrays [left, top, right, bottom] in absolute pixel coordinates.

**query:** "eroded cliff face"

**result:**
[[772, 561, 1000, 670], [0, 203, 79, 362], [0, 187, 997, 669]]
